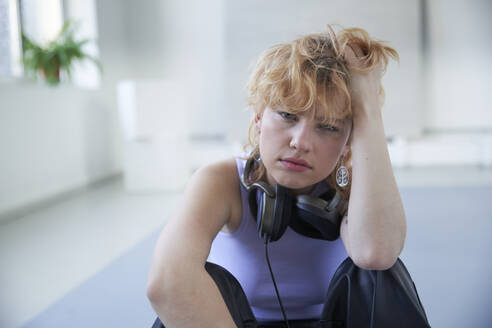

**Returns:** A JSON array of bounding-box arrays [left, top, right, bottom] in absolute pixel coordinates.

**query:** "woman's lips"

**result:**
[[280, 158, 311, 172]]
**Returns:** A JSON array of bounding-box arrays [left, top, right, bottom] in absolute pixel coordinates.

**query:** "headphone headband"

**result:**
[[240, 156, 275, 197]]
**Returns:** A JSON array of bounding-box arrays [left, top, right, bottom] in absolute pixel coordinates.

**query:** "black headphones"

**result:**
[[239, 156, 346, 243]]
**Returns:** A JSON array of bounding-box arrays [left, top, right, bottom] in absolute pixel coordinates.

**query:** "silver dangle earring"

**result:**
[[336, 157, 349, 188]]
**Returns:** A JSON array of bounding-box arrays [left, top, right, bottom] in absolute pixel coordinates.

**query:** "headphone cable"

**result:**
[[264, 239, 291, 328]]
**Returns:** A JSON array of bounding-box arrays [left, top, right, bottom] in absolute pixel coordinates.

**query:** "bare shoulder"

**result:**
[[153, 157, 241, 255], [213, 158, 243, 232], [190, 157, 242, 232], [195, 157, 238, 185], [191, 157, 239, 199]]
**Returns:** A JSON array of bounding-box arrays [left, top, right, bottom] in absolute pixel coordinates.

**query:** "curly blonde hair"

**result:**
[[243, 25, 398, 207]]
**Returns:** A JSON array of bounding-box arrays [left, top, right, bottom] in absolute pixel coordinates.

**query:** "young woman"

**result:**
[[146, 26, 413, 328]]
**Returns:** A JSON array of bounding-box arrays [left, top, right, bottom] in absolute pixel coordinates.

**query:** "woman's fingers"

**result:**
[[344, 45, 363, 68], [344, 43, 383, 79], [344, 44, 385, 114]]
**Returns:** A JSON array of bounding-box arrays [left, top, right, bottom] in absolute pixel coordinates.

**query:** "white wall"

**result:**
[[160, 0, 226, 137], [0, 84, 117, 218], [426, 0, 492, 131], [97, 0, 226, 137], [386, 0, 492, 168]]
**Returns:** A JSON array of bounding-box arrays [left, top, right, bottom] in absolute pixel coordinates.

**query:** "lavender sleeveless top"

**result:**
[[207, 156, 348, 321]]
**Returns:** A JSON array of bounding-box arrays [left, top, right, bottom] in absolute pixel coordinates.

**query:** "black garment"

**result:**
[[151, 258, 430, 328], [321, 257, 430, 328]]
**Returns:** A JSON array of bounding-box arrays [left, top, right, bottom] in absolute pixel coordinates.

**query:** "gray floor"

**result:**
[[1, 167, 492, 327], [0, 179, 181, 328], [399, 185, 492, 327]]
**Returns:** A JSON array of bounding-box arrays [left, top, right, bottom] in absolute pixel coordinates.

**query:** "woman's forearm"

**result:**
[[148, 267, 237, 328], [346, 110, 406, 270]]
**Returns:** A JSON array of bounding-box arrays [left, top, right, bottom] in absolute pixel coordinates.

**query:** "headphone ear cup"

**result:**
[[248, 189, 258, 220], [247, 183, 292, 242], [257, 191, 275, 241], [269, 185, 293, 242], [246, 181, 278, 242]]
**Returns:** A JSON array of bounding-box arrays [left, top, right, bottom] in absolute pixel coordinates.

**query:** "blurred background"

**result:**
[[1, 0, 491, 327]]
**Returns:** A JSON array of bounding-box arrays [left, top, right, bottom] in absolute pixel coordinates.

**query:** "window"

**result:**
[[19, 0, 64, 44], [0, 0, 22, 79], [1, 0, 100, 88]]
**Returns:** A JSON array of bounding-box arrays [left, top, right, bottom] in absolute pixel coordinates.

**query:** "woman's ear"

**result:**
[[254, 113, 262, 133]]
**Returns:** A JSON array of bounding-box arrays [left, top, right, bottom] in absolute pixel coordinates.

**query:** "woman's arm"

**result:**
[[340, 46, 407, 271], [146, 159, 239, 327]]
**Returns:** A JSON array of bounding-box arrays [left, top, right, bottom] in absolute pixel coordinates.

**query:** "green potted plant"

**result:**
[[21, 20, 102, 85]]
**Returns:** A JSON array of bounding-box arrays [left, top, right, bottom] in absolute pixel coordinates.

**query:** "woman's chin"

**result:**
[[274, 176, 315, 191]]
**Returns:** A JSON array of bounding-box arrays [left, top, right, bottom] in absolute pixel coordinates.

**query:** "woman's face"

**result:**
[[256, 106, 351, 194]]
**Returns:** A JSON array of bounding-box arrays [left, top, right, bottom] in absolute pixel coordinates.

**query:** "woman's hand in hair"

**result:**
[[344, 45, 386, 121]]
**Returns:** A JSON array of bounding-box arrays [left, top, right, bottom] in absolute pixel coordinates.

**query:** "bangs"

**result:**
[[280, 82, 351, 126], [246, 25, 399, 125], [247, 30, 352, 123]]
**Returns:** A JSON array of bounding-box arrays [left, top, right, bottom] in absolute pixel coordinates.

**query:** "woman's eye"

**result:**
[[319, 124, 339, 132], [279, 112, 296, 120]]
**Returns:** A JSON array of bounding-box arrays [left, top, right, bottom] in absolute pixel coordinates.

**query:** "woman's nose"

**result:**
[[289, 121, 313, 152]]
